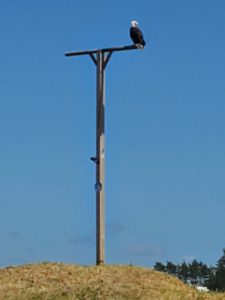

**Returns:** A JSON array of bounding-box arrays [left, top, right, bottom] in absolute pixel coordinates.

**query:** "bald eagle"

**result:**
[[130, 20, 146, 47]]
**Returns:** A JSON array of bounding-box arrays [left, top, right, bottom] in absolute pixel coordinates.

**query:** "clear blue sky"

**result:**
[[0, 0, 225, 268]]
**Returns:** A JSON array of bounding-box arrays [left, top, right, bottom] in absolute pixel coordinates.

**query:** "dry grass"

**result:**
[[0, 262, 224, 300]]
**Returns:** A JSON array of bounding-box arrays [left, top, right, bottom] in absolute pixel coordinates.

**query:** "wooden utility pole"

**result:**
[[65, 44, 140, 265]]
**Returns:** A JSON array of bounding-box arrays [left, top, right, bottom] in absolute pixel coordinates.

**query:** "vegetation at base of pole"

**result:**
[[1, 262, 225, 299]]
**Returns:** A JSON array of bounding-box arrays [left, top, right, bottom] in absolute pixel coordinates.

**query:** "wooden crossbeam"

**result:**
[[65, 44, 138, 57]]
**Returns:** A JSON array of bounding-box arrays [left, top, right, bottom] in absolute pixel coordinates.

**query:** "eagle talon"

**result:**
[[135, 44, 144, 49]]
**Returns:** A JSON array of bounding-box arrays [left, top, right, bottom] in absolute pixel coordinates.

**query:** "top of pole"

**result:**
[[65, 44, 139, 57]]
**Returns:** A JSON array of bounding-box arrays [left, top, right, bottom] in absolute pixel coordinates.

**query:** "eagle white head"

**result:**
[[131, 20, 139, 28]]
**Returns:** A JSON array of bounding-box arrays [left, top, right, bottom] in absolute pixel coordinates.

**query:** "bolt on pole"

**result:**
[[65, 44, 141, 265]]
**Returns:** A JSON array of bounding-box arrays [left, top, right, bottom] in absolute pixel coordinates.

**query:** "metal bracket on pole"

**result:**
[[65, 44, 141, 265]]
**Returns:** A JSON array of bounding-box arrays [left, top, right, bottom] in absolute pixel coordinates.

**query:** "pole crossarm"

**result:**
[[65, 44, 138, 57]]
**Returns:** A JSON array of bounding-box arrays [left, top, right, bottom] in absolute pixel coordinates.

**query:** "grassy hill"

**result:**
[[0, 262, 224, 300]]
